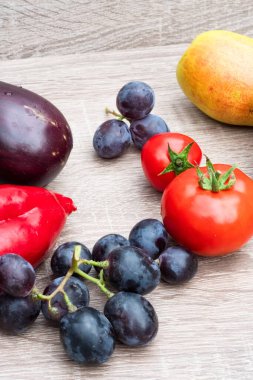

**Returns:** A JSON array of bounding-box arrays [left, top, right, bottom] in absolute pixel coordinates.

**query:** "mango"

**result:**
[[177, 30, 253, 126]]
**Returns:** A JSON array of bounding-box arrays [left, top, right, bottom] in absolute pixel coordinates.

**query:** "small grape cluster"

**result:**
[[0, 218, 198, 365], [93, 81, 169, 157]]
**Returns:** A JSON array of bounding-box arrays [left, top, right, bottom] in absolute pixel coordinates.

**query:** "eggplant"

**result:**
[[0, 82, 73, 186]]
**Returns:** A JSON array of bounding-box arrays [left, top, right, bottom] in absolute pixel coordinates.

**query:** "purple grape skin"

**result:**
[[104, 291, 158, 347], [93, 119, 131, 159], [159, 246, 198, 284], [60, 307, 115, 364], [41, 276, 90, 323], [104, 246, 161, 295], [129, 219, 171, 260], [0, 81, 73, 186], [130, 114, 169, 150], [51, 241, 92, 277], [116, 81, 155, 120], [0, 254, 36, 297], [0, 293, 41, 333], [92, 234, 129, 273]]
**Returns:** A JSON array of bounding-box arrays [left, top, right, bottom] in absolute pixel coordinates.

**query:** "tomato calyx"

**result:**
[[158, 142, 195, 176], [197, 156, 236, 192]]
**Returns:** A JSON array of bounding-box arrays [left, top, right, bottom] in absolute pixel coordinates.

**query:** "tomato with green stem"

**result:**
[[141, 132, 202, 192], [161, 157, 253, 256]]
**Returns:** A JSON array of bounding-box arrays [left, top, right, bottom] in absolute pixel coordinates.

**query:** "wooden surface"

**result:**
[[1, 1, 253, 379], [1, 0, 253, 59]]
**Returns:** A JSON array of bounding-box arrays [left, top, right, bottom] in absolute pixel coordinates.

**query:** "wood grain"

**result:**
[[1, 0, 253, 59], [0, 45, 252, 380]]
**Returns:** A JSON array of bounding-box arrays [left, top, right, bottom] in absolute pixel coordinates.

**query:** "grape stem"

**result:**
[[78, 259, 109, 269], [33, 245, 114, 314], [105, 107, 126, 121], [74, 267, 113, 298]]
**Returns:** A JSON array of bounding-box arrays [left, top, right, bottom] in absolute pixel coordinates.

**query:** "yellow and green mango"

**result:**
[[177, 30, 253, 126]]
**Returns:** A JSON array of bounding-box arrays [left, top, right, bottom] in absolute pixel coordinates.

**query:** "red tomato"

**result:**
[[161, 163, 253, 256], [141, 132, 202, 192]]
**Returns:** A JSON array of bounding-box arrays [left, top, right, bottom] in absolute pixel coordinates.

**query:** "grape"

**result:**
[[130, 114, 169, 150], [92, 233, 129, 272], [0, 293, 41, 333], [104, 246, 160, 295], [116, 81, 155, 120], [93, 119, 131, 159], [60, 307, 115, 364], [129, 219, 171, 260], [0, 254, 36, 297], [41, 276, 90, 323], [159, 246, 198, 284], [104, 291, 158, 346], [51, 242, 92, 277]]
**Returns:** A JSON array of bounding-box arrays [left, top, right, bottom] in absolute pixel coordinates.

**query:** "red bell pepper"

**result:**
[[0, 185, 76, 267]]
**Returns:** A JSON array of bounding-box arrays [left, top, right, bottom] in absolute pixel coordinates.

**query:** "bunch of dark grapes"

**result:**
[[49, 239, 161, 362], [51, 219, 197, 363], [93, 81, 170, 158], [0, 219, 198, 365]]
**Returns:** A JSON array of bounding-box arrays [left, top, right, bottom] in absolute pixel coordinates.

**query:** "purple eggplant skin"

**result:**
[[0, 82, 73, 186]]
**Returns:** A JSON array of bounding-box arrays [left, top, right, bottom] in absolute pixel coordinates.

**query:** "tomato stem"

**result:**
[[158, 142, 195, 176], [197, 156, 236, 192]]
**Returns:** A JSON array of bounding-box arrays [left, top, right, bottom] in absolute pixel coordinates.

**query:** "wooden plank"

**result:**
[[1, 0, 253, 59], [0, 45, 252, 379]]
